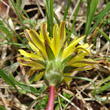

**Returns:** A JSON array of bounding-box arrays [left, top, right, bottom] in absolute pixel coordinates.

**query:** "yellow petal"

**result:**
[[64, 73, 72, 82], [50, 38, 54, 54], [55, 24, 60, 57], [28, 67, 44, 76], [28, 42, 40, 54], [75, 43, 91, 55], [28, 67, 37, 76], [41, 23, 51, 45], [67, 52, 89, 65], [71, 59, 95, 67], [55, 22, 66, 57], [18, 57, 44, 68], [52, 24, 58, 57], [29, 29, 44, 45], [34, 71, 45, 81], [63, 36, 85, 58], [71, 62, 89, 67], [64, 73, 72, 89], [63, 80, 70, 89], [29, 30, 46, 55], [59, 21, 66, 43], [74, 65, 93, 71], [24, 29, 31, 41], [18, 49, 43, 60], [24, 29, 47, 57]]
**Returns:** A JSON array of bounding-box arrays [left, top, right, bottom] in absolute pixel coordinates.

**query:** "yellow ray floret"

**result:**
[[18, 57, 44, 68], [63, 36, 85, 58], [34, 71, 45, 81], [41, 23, 51, 45], [18, 49, 43, 60]]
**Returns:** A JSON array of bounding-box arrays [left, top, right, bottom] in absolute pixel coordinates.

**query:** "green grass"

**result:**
[[46, 0, 54, 37], [9, 0, 25, 30], [92, 76, 110, 95], [0, 68, 18, 91], [84, 0, 99, 37], [84, 2, 110, 41], [0, 105, 5, 110], [63, 0, 71, 21], [67, 0, 81, 44], [97, 27, 110, 41], [0, 68, 37, 93], [0, 18, 26, 46], [88, 3, 110, 36]]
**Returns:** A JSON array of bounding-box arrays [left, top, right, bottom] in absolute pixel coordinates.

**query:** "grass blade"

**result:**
[[0, 26, 12, 40], [63, 0, 71, 21], [0, 68, 37, 93], [0, 18, 25, 45], [97, 76, 110, 88], [0, 105, 5, 110], [92, 82, 110, 95], [9, 74, 37, 93], [97, 27, 110, 41], [88, 3, 110, 35], [50, 0, 54, 28], [9, 0, 25, 30], [64, 76, 96, 87], [84, 0, 99, 39], [0, 20, 4, 26], [46, 0, 54, 37], [0, 42, 27, 47], [0, 68, 18, 91], [67, 0, 81, 44], [54, 12, 60, 26], [92, 76, 110, 95]]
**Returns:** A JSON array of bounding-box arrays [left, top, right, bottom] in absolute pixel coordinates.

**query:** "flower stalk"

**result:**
[[46, 85, 55, 110]]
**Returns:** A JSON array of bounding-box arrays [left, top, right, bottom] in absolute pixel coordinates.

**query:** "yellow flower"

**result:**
[[18, 21, 94, 87]]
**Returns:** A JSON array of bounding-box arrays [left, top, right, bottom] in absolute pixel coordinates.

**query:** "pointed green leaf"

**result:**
[[88, 3, 110, 36], [9, 74, 37, 93], [0, 26, 12, 40], [0, 20, 4, 26], [0, 68, 18, 91], [64, 76, 96, 87], [84, 0, 99, 36], [0, 105, 5, 110], [92, 82, 110, 95]]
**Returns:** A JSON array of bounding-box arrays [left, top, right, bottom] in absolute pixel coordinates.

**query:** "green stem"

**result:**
[[46, 86, 55, 110]]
